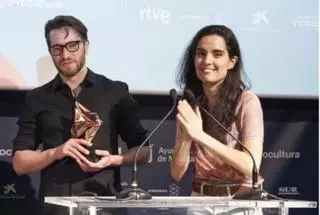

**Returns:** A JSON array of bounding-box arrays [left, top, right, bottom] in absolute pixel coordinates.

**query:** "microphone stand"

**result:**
[[116, 89, 178, 200], [184, 89, 269, 200]]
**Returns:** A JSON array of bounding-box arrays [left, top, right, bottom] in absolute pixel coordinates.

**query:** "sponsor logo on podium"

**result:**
[[0, 183, 25, 199], [278, 186, 299, 196], [147, 183, 181, 196], [168, 183, 180, 196], [0, 149, 12, 157], [3, 183, 16, 194], [263, 150, 300, 159]]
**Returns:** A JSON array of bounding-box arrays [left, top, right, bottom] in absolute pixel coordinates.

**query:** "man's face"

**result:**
[[49, 27, 88, 78]]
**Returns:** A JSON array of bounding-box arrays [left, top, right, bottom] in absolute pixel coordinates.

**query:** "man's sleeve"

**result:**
[[13, 93, 41, 152], [115, 82, 148, 149]]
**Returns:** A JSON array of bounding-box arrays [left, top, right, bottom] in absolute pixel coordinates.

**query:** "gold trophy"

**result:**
[[71, 101, 103, 162]]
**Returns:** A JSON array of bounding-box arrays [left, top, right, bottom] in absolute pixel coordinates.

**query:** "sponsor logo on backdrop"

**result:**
[[0, 183, 25, 199], [241, 9, 279, 33], [252, 9, 269, 25], [292, 15, 318, 29], [0, 149, 12, 157], [278, 186, 299, 196], [140, 6, 171, 24], [263, 150, 300, 159], [0, 0, 63, 9]]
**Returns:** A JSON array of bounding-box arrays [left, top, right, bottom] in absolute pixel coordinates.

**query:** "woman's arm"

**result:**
[[176, 96, 264, 177], [194, 134, 263, 177]]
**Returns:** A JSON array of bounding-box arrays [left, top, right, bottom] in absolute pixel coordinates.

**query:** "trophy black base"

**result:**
[[232, 188, 269, 200], [116, 187, 152, 200], [86, 145, 100, 163]]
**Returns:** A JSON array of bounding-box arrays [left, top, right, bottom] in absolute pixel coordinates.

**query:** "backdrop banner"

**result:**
[[0, 113, 318, 215]]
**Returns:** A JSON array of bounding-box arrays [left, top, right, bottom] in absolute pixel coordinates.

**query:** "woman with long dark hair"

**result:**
[[171, 25, 264, 215]]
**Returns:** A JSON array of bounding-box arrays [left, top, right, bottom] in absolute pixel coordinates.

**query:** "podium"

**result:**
[[45, 196, 317, 215]]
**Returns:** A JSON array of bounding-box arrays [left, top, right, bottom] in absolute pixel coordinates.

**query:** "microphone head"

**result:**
[[169, 88, 178, 100], [183, 89, 197, 106], [183, 89, 196, 102]]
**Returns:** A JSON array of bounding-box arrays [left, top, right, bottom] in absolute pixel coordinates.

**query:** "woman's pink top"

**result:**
[[191, 90, 264, 185]]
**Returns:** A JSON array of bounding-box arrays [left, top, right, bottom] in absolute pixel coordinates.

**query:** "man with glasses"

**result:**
[[12, 15, 149, 215]]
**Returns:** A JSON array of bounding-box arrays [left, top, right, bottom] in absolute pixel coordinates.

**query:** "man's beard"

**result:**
[[54, 52, 86, 78]]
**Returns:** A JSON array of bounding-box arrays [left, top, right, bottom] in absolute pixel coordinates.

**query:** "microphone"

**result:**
[[183, 89, 269, 200], [116, 89, 178, 200]]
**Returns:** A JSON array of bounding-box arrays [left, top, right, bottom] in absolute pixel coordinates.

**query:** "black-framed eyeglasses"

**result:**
[[49, 40, 86, 56]]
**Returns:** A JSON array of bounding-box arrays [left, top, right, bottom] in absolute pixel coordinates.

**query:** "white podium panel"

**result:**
[[45, 196, 317, 215]]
